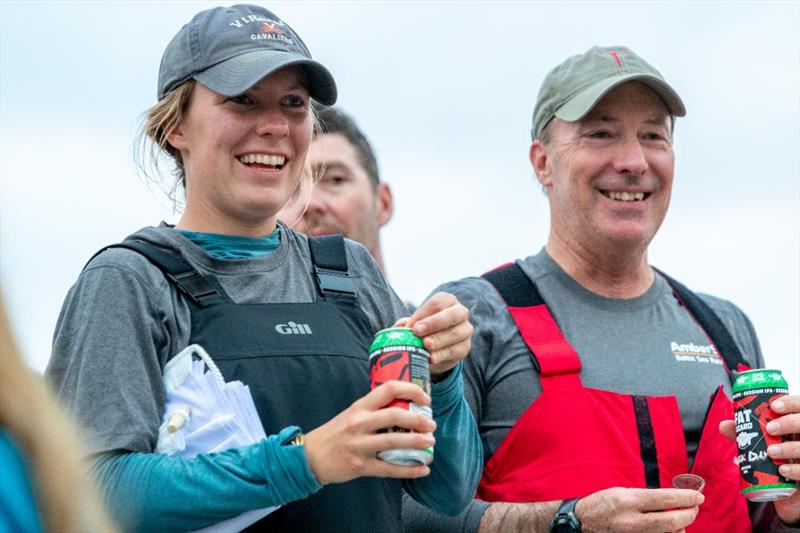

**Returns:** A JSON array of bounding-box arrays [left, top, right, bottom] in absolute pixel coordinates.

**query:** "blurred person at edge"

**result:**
[[279, 105, 394, 276], [1, 297, 117, 533], [44, 4, 481, 532], [403, 46, 799, 533]]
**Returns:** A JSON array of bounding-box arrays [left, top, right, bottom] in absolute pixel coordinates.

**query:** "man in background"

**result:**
[[281, 105, 394, 275]]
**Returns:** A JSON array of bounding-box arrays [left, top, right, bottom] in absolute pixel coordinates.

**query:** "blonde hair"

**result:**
[[134, 80, 196, 207], [0, 298, 117, 533]]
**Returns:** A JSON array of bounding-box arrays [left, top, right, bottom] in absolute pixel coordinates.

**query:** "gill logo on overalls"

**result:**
[[275, 321, 312, 335]]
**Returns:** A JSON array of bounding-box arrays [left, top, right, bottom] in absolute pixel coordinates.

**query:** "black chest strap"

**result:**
[[655, 269, 748, 378], [88, 234, 357, 307], [482, 263, 564, 375], [308, 234, 356, 301], [88, 239, 230, 306], [483, 263, 747, 383], [483, 262, 545, 307]]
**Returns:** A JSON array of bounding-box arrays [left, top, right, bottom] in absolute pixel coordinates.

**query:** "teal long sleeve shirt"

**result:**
[[92, 362, 481, 532]]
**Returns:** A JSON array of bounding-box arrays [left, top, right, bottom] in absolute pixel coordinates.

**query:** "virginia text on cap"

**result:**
[[157, 4, 337, 105]]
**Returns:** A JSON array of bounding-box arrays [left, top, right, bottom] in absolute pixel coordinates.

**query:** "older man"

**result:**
[[280, 105, 394, 274], [403, 46, 799, 532]]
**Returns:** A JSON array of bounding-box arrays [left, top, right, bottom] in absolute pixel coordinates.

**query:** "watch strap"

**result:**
[[550, 497, 582, 533]]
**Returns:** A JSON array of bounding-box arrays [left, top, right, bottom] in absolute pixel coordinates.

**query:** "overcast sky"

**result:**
[[1, 1, 798, 390]]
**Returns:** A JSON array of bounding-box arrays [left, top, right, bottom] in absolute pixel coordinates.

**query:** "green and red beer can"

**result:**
[[733, 369, 797, 501], [369, 327, 434, 466]]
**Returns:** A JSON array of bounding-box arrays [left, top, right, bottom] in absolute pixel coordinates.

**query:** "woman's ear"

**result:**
[[166, 120, 188, 151]]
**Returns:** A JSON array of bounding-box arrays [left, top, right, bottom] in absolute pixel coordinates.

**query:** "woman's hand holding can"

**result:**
[[303, 381, 436, 485], [395, 292, 473, 379]]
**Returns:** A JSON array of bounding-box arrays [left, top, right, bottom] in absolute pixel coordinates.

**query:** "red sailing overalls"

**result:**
[[476, 263, 752, 532]]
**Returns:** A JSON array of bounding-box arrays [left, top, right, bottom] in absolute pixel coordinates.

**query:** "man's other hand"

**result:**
[[720, 394, 800, 525]]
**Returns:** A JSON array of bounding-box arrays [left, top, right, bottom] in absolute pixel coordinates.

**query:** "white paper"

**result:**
[[157, 344, 278, 532]]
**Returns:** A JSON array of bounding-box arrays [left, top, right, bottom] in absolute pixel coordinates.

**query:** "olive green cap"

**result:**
[[531, 45, 686, 140]]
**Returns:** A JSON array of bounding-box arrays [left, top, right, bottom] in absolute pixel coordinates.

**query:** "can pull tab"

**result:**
[[167, 406, 191, 433]]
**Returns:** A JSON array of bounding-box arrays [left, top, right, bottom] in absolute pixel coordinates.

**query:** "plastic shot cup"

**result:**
[[672, 473, 705, 493]]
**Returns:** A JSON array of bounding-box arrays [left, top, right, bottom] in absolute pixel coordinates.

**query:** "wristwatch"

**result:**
[[550, 497, 582, 533], [283, 428, 305, 447]]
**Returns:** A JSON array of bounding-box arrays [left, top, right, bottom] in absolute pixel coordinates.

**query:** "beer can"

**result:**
[[369, 327, 434, 466], [733, 369, 797, 501]]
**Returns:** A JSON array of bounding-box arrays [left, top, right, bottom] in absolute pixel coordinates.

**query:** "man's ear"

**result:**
[[530, 140, 553, 189], [376, 182, 394, 227]]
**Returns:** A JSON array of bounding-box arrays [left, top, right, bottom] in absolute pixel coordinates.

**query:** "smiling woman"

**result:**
[[43, 4, 481, 532], [167, 69, 313, 235]]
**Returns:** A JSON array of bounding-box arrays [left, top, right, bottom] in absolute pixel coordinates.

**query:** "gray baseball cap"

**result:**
[[157, 4, 336, 105], [531, 45, 685, 140]]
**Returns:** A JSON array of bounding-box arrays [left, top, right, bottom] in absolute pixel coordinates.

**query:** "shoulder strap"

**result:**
[[88, 239, 229, 307], [483, 263, 582, 378], [656, 269, 749, 378], [308, 235, 356, 301]]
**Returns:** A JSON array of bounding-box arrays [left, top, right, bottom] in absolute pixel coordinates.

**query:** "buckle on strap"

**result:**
[[314, 266, 355, 296], [166, 271, 222, 305]]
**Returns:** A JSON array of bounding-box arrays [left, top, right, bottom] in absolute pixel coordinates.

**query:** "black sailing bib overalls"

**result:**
[[109, 235, 402, 532]]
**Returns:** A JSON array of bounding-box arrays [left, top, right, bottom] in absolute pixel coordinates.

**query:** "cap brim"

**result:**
[[555, 73, 686, 122], [194, 49, 337, 106]]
